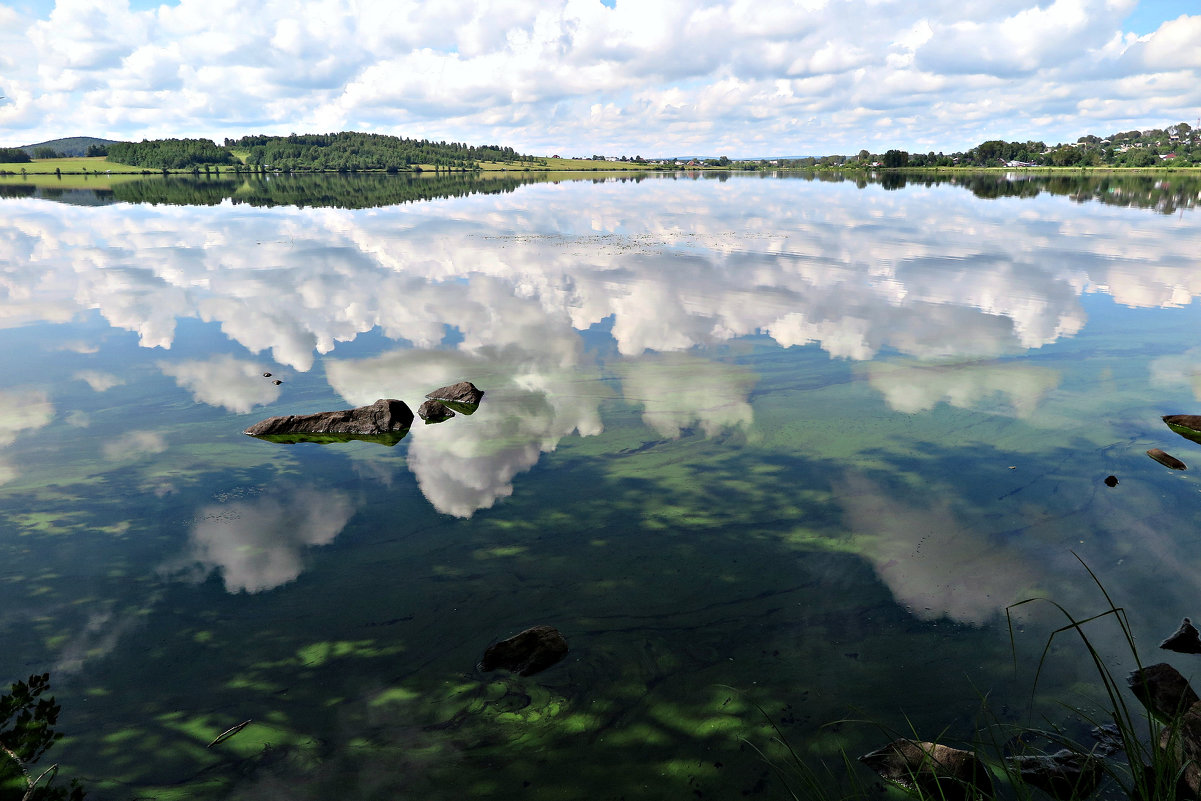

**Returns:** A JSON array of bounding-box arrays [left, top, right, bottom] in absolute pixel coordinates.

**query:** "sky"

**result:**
[[0, 0, 1198, 157]]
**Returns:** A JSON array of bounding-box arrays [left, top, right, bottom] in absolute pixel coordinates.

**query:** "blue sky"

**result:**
[[1, 0, 1198, 157]]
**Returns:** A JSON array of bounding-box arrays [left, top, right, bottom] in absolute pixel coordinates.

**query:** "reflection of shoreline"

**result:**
[[5, 171, 1200, 214]]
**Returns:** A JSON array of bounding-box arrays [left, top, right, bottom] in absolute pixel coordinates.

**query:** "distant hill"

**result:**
[[19, 137, 124, 157]]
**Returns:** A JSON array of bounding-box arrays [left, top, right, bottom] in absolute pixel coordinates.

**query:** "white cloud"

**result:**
[[158, 355, 280, 413], [0, 1, 1195, 156], [168, 486, 355, 592], [74, 369, 125, 392]]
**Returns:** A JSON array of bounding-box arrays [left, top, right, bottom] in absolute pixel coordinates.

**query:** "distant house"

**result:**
[[1006, 160, 1038, 167], [1161, 153, 1177, 160]]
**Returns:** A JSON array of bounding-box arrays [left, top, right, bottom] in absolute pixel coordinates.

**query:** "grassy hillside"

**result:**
[[19, 137, 123, 157]]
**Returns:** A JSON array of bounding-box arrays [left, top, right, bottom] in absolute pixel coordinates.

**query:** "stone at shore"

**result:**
[[1007, 750, 1102, 800], [418, 399, 455, 423], [245, 399, 414, 438], [426, 381, 484, 407], [1159, 700, 1201, 798], [1161, 618, 1201, 654], [1128, 663, 1200, 722], [1148, 448, 1187, 470], [478, 625, 568, 677], [860, 739, 993, 801]]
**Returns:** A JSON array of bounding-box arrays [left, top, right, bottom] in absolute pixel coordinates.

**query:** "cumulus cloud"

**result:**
[[168, 487, 355, 593], [102, 430, 168, 461], [0, 1, 1196, 155], [158, 355, 280, 413], [0, 388, 54, 447], [619, 354, 755, 438], [867, 360, 1061, 417], [326, 348, 607, 518], [73, 369, 125, 392]]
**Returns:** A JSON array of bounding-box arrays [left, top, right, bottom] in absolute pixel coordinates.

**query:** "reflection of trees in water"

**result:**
[[4, 169, 1196, 215], [778, 170, 1201, 214], [106, 173, 549, 209]]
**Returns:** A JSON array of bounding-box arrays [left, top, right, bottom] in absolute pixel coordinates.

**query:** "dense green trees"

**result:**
[[103, 132, 540, 172], [107, 138, 238, 169], [226, 132, 537, 172], [0, 147, 31, 163]]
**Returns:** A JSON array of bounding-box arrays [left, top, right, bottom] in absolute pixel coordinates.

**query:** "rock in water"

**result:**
[[1128, 663, 1200, 722], [478, 625, 568, 677], [860, 739, 993, 801], [1148, 448, 1187, 470], [1104, 475, 1119, 487], [418, 399, 455, 423], [426, 381, 484, 406], [1161, 618, 1201, 654], [245, 399, 414, 437], [1007, 750, 1102, 801], [1164, 415, 1201, 445]]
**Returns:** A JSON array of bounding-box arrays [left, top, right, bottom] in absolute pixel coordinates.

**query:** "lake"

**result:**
[[2, 170, 1201, 799]]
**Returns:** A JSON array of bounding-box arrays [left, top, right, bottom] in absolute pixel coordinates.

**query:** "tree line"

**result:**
[[99, 132, 542, 172]]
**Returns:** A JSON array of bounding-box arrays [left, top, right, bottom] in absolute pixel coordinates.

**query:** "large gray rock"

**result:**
[[426, 381, 484, 407], [245, 399, 414, 437], [860, 739, 993, 801], [478, 625, 568, 677], [1128, 663, 1200, 722]]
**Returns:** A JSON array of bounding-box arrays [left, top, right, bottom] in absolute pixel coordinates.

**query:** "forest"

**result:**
[[100, 132, 540, 171]]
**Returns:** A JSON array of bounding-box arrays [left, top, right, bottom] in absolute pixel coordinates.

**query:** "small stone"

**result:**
[[418, 399, 455, 423], [478, 625, 568, 677], [426, 381, 484, 406], [273, 379, 283, 385], [263, 372, 272, 377], [1148, 448, 1187, 470], [1104, 475, 1119, 487], [1161, 618, 1201, 655]]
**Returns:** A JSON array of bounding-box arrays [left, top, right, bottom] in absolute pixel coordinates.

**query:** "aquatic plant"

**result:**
[[0, 673, 85, 800], [743, 557, 1197, 801]]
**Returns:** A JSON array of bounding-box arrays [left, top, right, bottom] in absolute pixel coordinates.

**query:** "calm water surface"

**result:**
[[2, 171, 1201, 799]]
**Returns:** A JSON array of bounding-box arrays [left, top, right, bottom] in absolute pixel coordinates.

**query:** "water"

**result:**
[[2, 170, 1201, 799]]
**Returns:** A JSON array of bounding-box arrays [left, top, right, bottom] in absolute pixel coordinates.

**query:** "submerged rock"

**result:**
[[1104, 475, 1119, 487], [478, 625, 568, 677], [1007, 750, 1103, 800], [426, 381, 484, 409], [1164, 415, 1201, 445], [1128, 663, 1200, 722], [1147, 448, 1187, 470], [245, 398, 414, 439], [1161, 618, 1201, 654], [418, 399, 455, 423], [859, 739, 993, 801]]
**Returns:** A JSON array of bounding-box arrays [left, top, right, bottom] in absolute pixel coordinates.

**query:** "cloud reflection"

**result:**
[[326, 349, 607, 518], [169, 487, 355, 593], [867, 360, 1061, 417], [158, 355, 280, 413]]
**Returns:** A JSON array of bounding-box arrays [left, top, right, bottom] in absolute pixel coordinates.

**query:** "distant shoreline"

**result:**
[[2, 161, 1199, 192]]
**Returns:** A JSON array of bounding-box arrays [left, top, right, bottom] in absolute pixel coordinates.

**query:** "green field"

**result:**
[[0, 156, 149, 174]]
